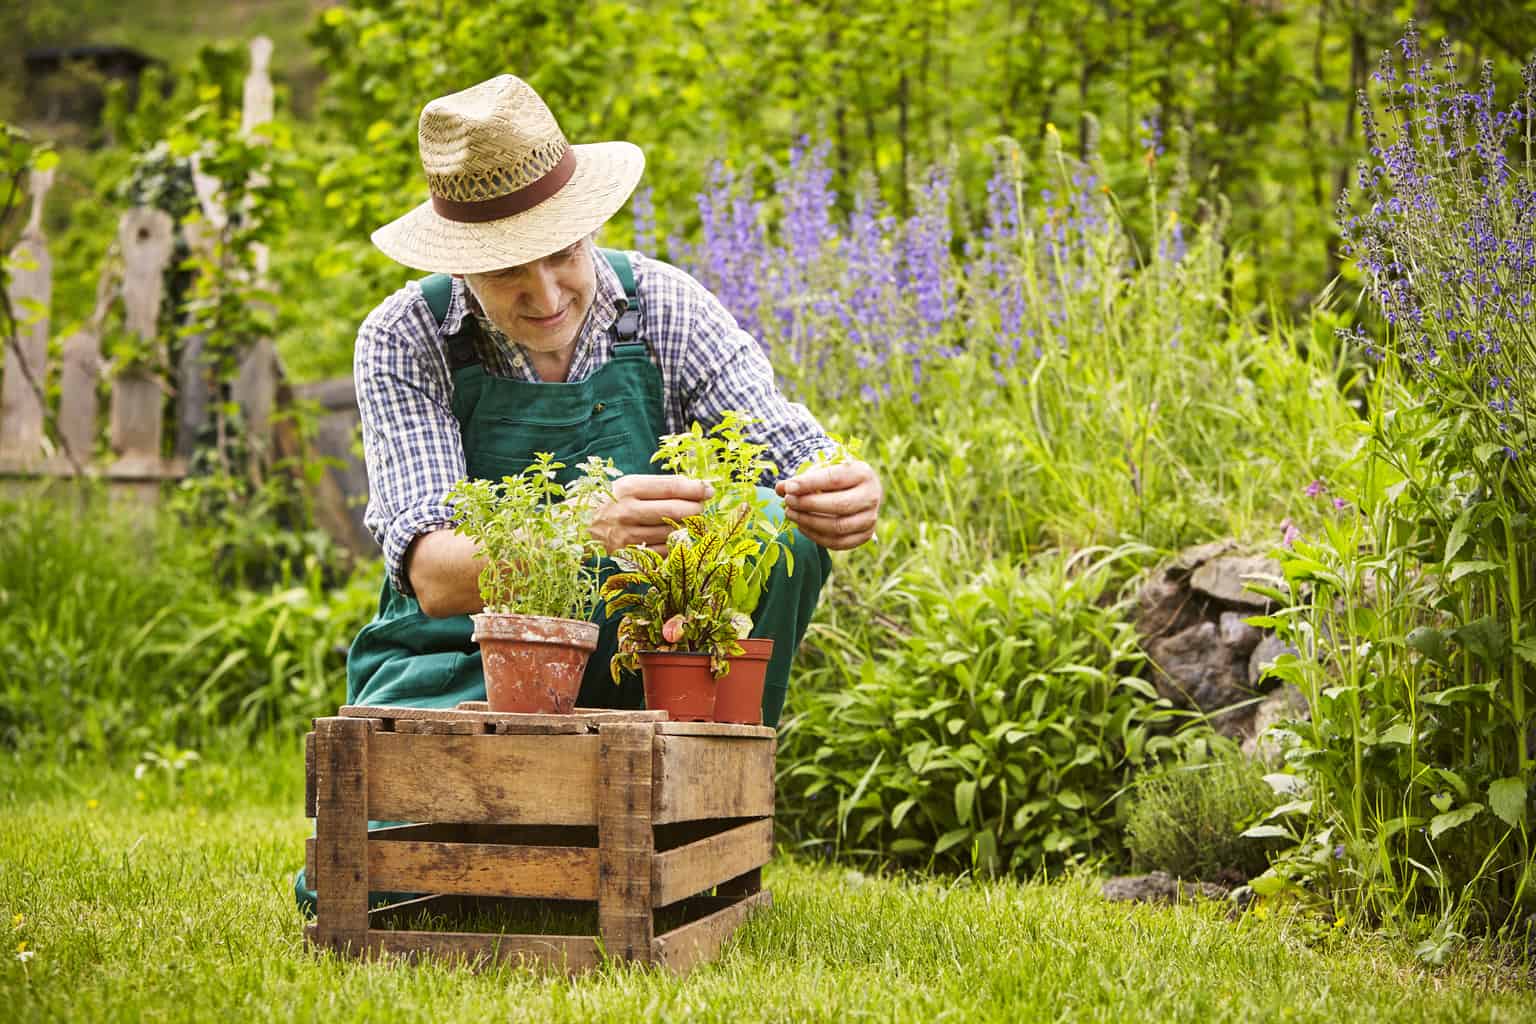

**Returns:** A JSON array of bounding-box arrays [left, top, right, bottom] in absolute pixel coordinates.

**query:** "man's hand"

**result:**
[[775, 459, 882, 550], [590, 474, 713, 554]]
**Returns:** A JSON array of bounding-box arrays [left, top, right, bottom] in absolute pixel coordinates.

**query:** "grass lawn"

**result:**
[[2, 737, 1532, 1023]]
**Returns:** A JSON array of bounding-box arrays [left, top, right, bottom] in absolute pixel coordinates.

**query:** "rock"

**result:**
[[1240, 684, 1309, 764], [1134, 568, 1194, 640], [1218, 611, 1262, 656], [1170, 539, 1238, 576], [1190, 555, 1282, 609], [1101, 871, 1229, 904], [1248, 633, 1298, 687], [1145, 621, 1252, 713]]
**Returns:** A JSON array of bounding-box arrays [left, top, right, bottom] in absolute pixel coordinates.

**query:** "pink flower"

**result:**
[[1332, 497, 1348, 510], [1304, 479, 1326, 498], [661, 615, 685, 644], [1280, 517, 1301, 548]]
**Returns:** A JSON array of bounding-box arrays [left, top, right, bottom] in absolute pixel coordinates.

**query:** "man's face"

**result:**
[[461, 237, 597, 354]]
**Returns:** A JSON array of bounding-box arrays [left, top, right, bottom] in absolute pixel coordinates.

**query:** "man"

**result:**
[[347, 73, 881, 727]]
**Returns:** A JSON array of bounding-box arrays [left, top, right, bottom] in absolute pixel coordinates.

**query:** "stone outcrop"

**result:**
[[1100, 871, 1230, 904], [1135, 542, 1304, 747]]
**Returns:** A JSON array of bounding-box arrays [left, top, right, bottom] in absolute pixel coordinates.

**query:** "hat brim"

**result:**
[[370, 141, 645, 274]]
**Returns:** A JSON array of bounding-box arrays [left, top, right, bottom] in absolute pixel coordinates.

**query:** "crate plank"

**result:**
[[653, 721, 775, 738], [368, 841, 598, 901], [396, 718, 489, 735], [652, 818, 773, 907], [303, 731, 316, 818], [313, 716, 371, 943], [598, 723, 654, 961], [367, 732, 600, 825], [652, 889, 772, 975], [651, 736, 776, 824]]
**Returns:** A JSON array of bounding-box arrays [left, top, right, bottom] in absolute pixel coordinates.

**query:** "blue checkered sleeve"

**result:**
[[356, 282, 465, 595]]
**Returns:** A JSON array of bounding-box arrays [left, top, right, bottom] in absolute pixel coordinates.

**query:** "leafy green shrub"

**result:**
[[1124, 745, 1281, 881], [0, 485, 375, 758], [778, 539, 1187, 875]]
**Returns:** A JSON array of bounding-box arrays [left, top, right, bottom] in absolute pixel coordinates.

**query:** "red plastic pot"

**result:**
[[714, 638, 773, 725], [638, 651, 717, 722], [471, 613, 599, 714]]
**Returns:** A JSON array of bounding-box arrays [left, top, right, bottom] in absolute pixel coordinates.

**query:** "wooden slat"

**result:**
[[304, 731, 316, 817], [651, 735, 776, 825], [303, 922, 599, 972], [652, 889, 772, 975], [0, 167, 54, 464], [368, 840, 598, 900], [313, 716, 371, 944], [654, 721, 775, 738], [343, 704, 587, 735], [396, 717, 488, 735], [108, 207, 174, 477], [597, 722, 654, 961], [652, 818, 773, 907], [233, 336, 278, 460], [367, 732, 600, 825], [173, 331, 208, 459]]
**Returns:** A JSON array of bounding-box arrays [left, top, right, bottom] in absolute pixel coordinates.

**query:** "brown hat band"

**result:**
[[430, 146, 576, 224]]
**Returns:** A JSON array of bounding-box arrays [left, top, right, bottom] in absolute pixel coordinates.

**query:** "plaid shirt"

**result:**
[[355, 246, 834, 594]]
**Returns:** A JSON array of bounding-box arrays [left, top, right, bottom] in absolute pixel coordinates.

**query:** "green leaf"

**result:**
[[1428, 803, 1483, 839], [1248, 870, 1290, 896], [1444, 506, 1474, 565], [32, 149, 59, 173], [934, 827, 972, 855], [954, 780, 977, 824], [1448, 560, 1500, 583], [1488, 777, 1528, 828], [1240, 824, 1292, 839], [890, 797, 919, 831], [1406, 627, 1450, 669], [1377, 723, 1415, 746]]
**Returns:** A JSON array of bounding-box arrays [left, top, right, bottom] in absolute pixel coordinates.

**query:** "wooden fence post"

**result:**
[[107, 207, 175, 482], [0, 167, 56, 470]]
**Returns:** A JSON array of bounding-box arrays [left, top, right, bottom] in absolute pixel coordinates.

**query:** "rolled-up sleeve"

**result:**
[[355, 290, 465, 595]]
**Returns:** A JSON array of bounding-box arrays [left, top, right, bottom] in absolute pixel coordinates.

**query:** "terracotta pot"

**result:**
[[714, 638, 773, 725], [638, 651, 717, 722], [471, 613, 599, 714]]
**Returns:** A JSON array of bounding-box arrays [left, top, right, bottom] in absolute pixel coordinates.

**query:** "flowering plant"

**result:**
[[446, 453, 621, 618], [601, 509, 757, 679]]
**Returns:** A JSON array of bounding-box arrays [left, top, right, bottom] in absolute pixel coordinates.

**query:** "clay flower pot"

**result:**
[[714, 638, 773, 725], [638, 651, 717, 722], [471, 613, 599, 714]]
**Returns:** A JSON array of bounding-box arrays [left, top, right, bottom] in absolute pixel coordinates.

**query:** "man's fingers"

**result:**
[[619, 499, 706, 526], [786, 506, 879, 539], [614, 474, 713, 502], [784, 485, 877, 519], [779, 461, 864, 497]]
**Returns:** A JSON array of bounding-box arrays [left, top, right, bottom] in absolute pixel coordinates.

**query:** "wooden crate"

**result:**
[[303, 704, 776, 974]]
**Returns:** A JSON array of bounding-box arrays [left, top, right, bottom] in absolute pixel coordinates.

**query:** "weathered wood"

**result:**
[[395, 717, 488, 735], [368, 840, 598, 901], [108, 208, 174, 477], [233, 336, 279, 461], [173, 331, 209, 459], [652, 818, 774, 907], [598, 722, 654, 962], [0, 167, 55, 464], [304, 731, 316, 818], [652, 889, 772, 975], [367, 731, 601, 825], [651, 735, 777, 824], [241, 37, 275, 139], [57, 261, 116, 467], [313, 716, 371, 945], [653, 721, 775, 738], [342, 703, 664, 735]]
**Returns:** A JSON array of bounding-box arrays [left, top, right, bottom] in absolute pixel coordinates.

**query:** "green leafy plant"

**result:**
[[650, 411, 798, 615], [446, 453, 620, 618], [1124, 743, 1282, 882], [602, 510, 758, 680]]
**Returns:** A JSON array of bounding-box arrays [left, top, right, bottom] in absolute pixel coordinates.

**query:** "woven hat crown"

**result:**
[[418, 75, 569, 204]]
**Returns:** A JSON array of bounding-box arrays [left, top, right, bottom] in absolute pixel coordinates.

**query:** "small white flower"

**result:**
[[133, 763, 148, 780], [17, 949, 33, 963]]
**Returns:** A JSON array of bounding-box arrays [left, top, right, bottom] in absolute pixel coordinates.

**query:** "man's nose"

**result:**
[[525, 262, 561, 314]]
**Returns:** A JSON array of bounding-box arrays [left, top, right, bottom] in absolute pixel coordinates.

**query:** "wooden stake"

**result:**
[[597, 722, 655, 962]]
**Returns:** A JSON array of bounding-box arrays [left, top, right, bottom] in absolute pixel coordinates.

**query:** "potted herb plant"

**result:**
[[646, 413, 800, 722], [447, 453, 620, 714]]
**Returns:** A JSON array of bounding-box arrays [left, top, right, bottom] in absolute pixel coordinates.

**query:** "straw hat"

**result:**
[[371, 74, 644, 274]]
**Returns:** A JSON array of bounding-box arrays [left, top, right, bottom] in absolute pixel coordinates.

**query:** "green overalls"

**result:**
[[295, 251, 827, 912]]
